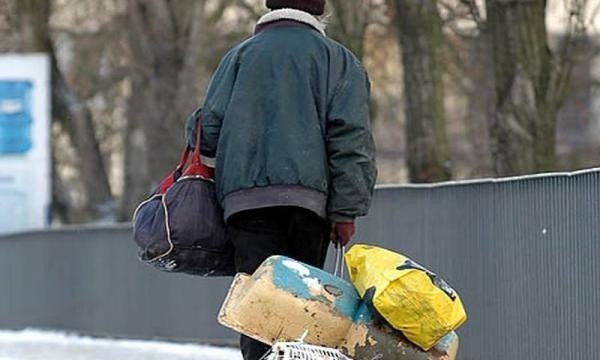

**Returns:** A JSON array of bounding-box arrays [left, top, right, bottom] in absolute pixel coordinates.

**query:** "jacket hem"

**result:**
[[223, 185, 327, 221]]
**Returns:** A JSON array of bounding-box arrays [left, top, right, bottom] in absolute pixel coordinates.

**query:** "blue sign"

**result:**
[[0, 81, 33, 154]]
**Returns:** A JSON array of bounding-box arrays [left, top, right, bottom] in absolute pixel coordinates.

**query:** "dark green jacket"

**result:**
[[187, 19, 376, 221]]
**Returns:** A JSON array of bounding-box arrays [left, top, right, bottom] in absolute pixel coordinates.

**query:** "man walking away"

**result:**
[[187, 1, 377, 359]]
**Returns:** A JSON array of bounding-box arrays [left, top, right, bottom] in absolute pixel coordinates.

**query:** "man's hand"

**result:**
[[331, 221, 355, 246]]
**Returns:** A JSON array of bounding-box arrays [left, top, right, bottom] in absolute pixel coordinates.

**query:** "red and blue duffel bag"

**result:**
[[132, 112, 234, 276]]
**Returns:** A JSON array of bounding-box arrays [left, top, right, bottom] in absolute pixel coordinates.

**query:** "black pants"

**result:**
[[227, 206, 330, 360]]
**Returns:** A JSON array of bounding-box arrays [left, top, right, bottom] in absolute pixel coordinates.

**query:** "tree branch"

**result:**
[[236, 0, 262, 19], [551, 0, 588, 105]]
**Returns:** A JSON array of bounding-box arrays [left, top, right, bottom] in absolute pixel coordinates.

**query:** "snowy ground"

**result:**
[[0, 329, 243, 360]]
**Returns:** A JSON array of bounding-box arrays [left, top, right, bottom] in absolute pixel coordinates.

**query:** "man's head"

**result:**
[[265, 0, 326, 16]]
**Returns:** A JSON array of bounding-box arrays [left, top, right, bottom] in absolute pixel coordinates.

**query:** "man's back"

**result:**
[[197, 18, 375, 222], [187, 3, 376, 360]]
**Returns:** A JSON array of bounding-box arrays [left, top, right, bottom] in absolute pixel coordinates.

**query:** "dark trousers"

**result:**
[[227, 206, 330, 360]]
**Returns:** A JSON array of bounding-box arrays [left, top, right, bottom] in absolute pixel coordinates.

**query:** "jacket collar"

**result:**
[[256, 8, 326, 36]]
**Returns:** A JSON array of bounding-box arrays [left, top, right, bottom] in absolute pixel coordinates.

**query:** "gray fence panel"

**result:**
[[0, 226, 237, 343], [1, 169, 599, 359]]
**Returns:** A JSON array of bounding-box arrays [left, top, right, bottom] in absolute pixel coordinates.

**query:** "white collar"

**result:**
[[257, 8, 326, 36]]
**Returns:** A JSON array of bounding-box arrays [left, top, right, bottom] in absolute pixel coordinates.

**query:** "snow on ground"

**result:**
[[0, 329, 243, 360]]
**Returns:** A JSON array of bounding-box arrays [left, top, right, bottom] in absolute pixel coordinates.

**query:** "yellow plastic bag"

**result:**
[[345, 244, 467, 351]]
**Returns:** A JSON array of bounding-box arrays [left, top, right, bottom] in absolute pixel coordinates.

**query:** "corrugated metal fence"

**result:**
[[1, 169, 599, 359], [358, 169, 600, 360]]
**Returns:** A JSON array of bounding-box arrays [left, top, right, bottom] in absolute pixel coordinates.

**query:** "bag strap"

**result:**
[[182, 114, 215, 179], [175, 145, 191, 175], [191, 115, 203, 166], [333, 244, 346, 278], [157, 147, 189, 194], [156, 112, 206, 194]]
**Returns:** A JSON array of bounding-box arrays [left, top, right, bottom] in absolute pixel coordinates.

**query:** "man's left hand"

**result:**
[[331, 221, 355, 246]]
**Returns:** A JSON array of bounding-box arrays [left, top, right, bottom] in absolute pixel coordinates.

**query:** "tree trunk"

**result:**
[[327, 0, 370, 59], [462, 34, 496, 177], [328, 0, 385, 123], [18, 0, 113, 221], [393, 0, 451, 183], [487, 0, 556, 175]]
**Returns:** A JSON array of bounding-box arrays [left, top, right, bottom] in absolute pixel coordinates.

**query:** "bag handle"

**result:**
[[333, 244, 346, 279], [191, 114, 203, 166], [175, 145, 191, 175], [157, 112, 209, 194], [181, 113, 215, 179], [157, 147, 189, 194]]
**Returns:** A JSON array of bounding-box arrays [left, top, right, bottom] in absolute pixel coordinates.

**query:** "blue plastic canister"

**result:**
[[0, 81, 33, 154]]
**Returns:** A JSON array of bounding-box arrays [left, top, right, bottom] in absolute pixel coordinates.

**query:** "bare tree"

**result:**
[[17, 0, 113, 221], [120, 0, 241, 220], [487, 0, 589, 175], [327, 0, 375, 59], [392, 0, 452, 182], [437, 0, 496, 178]]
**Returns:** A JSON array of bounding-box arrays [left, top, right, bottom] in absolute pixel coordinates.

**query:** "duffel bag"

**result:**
[[132, 112, 234, 276]]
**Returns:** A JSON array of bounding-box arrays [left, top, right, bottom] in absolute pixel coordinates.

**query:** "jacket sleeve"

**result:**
[[326, 63, 377, 222], [185, 50, 239, 167]]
